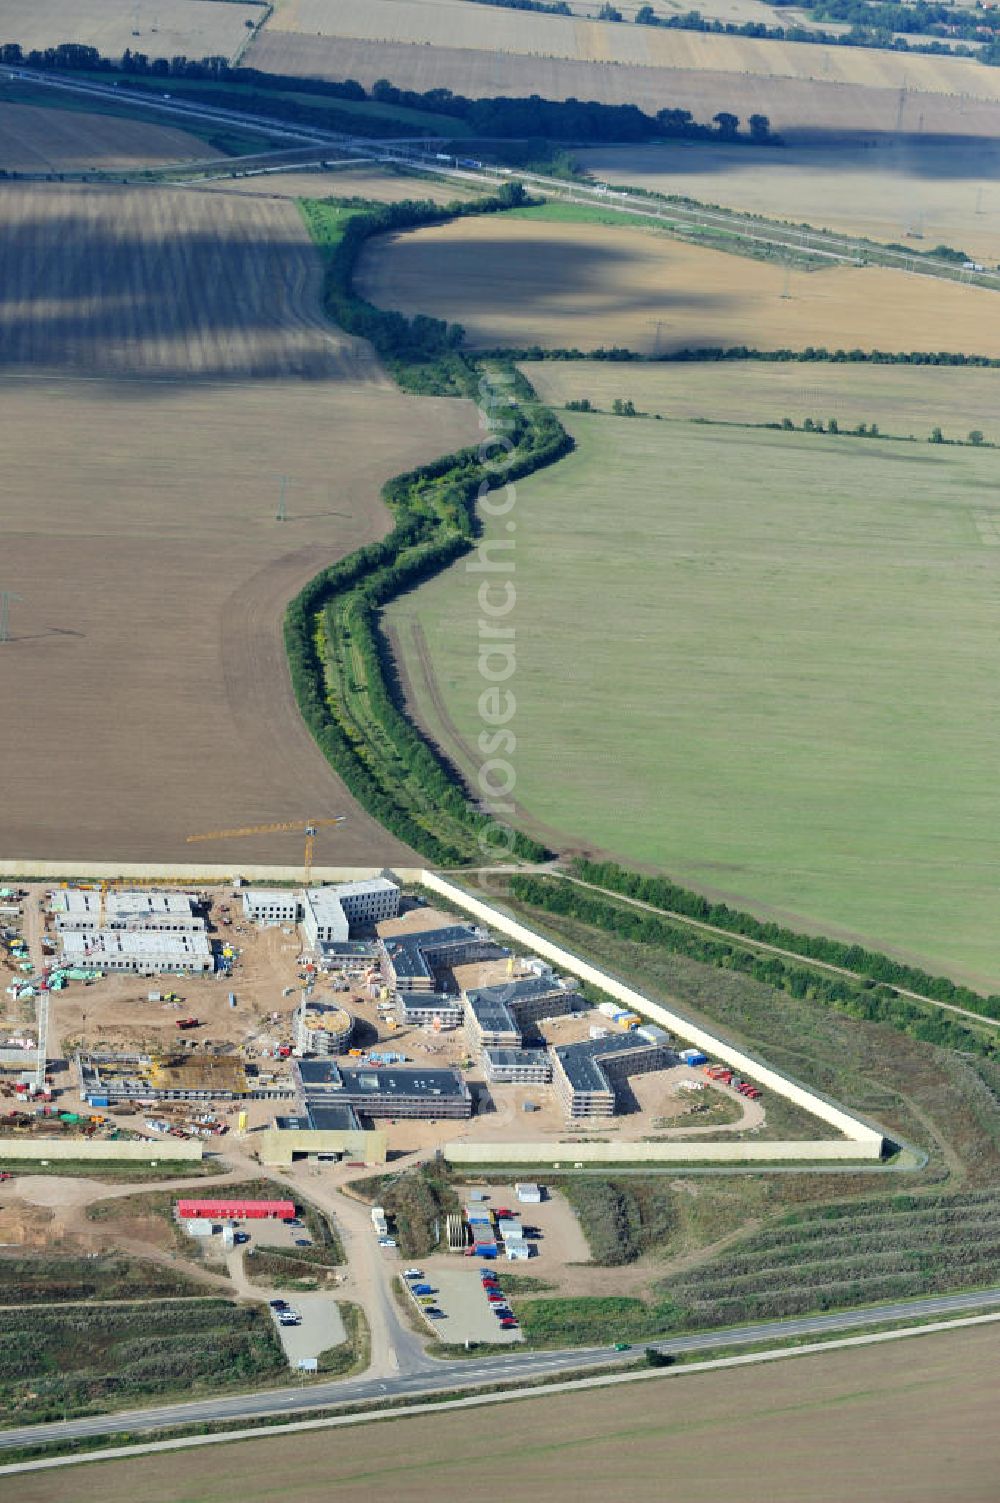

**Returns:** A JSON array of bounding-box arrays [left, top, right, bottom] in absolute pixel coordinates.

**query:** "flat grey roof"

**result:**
[[484, 1048, 548, 1068], [397, 990, 463, 1012], [466, 975, 568, 1008], [382, 924, 498, 983], [297, 1058, 343, 1088], [467, 991, 517, 1034], [305, 1102, 362, 1132], [336, 1066, 468, 1099], [555, 1033, 660, 1093]]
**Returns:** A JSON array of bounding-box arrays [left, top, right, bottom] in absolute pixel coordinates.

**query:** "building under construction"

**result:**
[[60, 929, 213, 975], [76, 1051, 293, 1104]]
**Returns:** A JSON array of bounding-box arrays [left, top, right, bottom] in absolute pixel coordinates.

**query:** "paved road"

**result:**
[[1, 1288, 997, 1452]]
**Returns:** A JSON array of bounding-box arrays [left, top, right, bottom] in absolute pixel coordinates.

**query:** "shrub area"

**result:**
[[352, 1164, 461, 1257], [572, 858, 1000, 1022], [0, 1254, 203, 1303], [0, 1301, 285, 1425], [508, 876, 997, 1059], [518, 1188, 1000, 1345]]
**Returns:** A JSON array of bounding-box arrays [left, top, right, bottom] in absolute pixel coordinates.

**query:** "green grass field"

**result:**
[[386, 412, 1000, 986], [523, 360, 1000, 445]]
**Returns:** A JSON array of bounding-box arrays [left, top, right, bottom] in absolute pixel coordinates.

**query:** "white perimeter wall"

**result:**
[[421, 872, 884, 1160], [0, 1137, 203, 1162], [0, 861, 426, 884], [445, 1139, 881, 1166]]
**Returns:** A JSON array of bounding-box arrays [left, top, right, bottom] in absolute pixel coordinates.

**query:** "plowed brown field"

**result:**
[[0, 101, 209, 173], [0, 183, 372, 379], [0, 182, 480, 865], [356, 214, 1000, 357]]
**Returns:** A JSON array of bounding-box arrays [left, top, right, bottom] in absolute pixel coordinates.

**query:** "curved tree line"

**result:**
[[286, 191, 570, 864]]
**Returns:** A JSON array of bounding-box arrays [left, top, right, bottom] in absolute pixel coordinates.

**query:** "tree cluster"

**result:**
[[0, 43, 779, 146]]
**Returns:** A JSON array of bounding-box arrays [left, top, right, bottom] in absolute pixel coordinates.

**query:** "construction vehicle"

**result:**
[[185, 815, 346, 885], [175, 1017, 200, 1030]]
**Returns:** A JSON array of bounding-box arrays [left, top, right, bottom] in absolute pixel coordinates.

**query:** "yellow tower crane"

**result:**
[[185, 817, 346, 885]]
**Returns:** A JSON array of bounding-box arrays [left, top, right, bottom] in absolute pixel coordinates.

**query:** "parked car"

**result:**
[[269, 1299, 288, 1311], [403, 1268, 423, 1279], [426, 1308, 444, 1319], [294, 1238, 312, 1247], [377, 1237, 397, 1248], [500, 1318, 519, 1329]]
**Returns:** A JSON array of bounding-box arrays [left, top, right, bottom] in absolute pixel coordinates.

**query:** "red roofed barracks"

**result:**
[[176, 1199, 295, 1221]]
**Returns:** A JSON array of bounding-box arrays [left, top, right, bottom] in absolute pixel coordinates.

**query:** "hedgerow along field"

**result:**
[[355, 213, 1000, 358], [385, 411, 1000, 987], [523, 360, 1000, 443]]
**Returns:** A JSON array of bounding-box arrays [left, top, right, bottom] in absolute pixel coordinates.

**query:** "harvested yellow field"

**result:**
[[264, 0, 1000, 100], [523, 359, 1000, 440], [0, 0, 262, 63], [357, 215, 1000, 357], [0, 100, 208, 173], [248, 31, 1000, 139], [577, 139, 1000, 267]]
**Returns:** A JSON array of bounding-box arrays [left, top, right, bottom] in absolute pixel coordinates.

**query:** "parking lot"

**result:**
[[403, 1268, 525, 1346], [267, 1292, 346, 1367]]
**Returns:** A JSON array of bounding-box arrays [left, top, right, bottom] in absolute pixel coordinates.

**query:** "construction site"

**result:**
[[0, 874, 791, 1169]]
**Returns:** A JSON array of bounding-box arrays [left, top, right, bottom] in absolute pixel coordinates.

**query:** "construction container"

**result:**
[[680, 1049, 708, 1066], [637, 1025, 670, 1045], [87, 1094, 109, 1109]]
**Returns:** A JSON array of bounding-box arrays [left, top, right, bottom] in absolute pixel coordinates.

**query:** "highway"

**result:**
[[1, 1287, 997, 1452], [9, 66, 1000, 293]]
